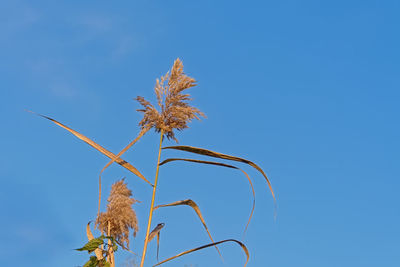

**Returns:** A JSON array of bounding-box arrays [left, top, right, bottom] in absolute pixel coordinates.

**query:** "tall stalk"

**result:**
[[107, 221, 115, 267], [39, 59, 266, 267], [140, 129, 164, 267]]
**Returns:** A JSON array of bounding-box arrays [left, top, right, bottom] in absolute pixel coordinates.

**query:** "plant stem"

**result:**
[[140, 130, 164, 267], [97, 129, 149, 220], [107, 221, 115, 267]]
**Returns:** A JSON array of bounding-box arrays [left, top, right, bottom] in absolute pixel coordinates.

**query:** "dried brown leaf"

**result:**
[[160, 158, 236, 169], [154, 199, 223, 260], [86, 221, 103, 260], [157, 232, 161, 261], [31, 111, 151, 185], [97, 128, 150, 217], [153, 239, 249, 267], [99, 128, 148, 179], [159, 158, 256, 234], [86, 221, 95, 241], [147, 223, 165, 261], [162, 146, 275, 201], [147, 223, 165, 243]]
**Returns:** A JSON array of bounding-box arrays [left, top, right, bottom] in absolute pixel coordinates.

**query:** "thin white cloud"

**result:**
[[15, 225, 46, 243], [0, 1, 39, 36], [73, 13, 140, 60], [111, 35, 136, 59], [49, 82, 78, 98], [78, 14, 112, 33], [26, 59, 80, 98]]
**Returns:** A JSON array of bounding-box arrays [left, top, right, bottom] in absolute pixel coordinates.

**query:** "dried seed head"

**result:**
[[96, 179, 138, 249], [136, 58, 205, 142]]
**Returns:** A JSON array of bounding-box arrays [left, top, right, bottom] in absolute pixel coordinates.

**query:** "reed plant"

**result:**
[[33, 58, 275, 267]]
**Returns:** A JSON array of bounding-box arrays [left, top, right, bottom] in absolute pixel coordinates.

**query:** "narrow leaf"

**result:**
[[147, 223, 165, 261], [159, 159, 255, 234], [86, 221, 103, 260], [86, 221, 95, 241], [160, 158, 236, 169], [153, 239, 249, 267], [97, 129, 149, 216], [157, 232, 161, 261], [31, 111, 151, 185], [154, 199, 223, 260], [99, 129, 148, 177], [76, 236, 105, 252], [162, 145, 275, 201], [148, 223, 165, 243], [83, 256, 99, 267]]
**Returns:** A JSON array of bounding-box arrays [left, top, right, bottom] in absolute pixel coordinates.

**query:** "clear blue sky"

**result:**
[[1, 1, 399, 266]]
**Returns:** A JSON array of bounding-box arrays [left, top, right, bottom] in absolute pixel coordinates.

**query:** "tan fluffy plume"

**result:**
[[136, 58, 205, 142], [96, 179, 139, 249]]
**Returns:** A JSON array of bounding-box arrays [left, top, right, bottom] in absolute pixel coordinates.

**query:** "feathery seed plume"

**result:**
[[136, 58, 205, 142], [96, 179, 138, 249]]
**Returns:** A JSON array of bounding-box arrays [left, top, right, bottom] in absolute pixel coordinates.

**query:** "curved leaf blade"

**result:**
[[160, 158, 236, 169], [154, 199, 223, 260], [159, 159, 256, 234], [148, 223, 165, 243], [97, 129, 149, 216], [99, 129, 148, 177], [86, 221, 95, 241], [76, 235, 105, 252], [31, 111, 151, 185], [157, 232, 161, 261], [147, 223, 165, 261], [162, 145, 275, 201], [86, 222, 104, 260], [153, 239, 249, 267]]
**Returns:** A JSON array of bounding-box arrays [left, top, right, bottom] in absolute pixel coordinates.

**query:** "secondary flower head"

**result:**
[[96, 179, 138, 249], [136, 58, 205, 142]]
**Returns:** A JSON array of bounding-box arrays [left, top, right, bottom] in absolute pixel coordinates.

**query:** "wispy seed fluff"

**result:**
[[96, 179, 138, 249], [136, 58, 205, 142]]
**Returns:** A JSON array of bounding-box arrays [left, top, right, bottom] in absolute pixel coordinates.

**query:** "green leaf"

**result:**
[[103, 236, 118, 252], [76, 235, 105, 253], [83, 256, 99, 267], [85, 222, 103, 260]]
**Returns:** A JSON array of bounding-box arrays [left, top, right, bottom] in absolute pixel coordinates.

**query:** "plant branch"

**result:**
[[140, 130, 164, 267]]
